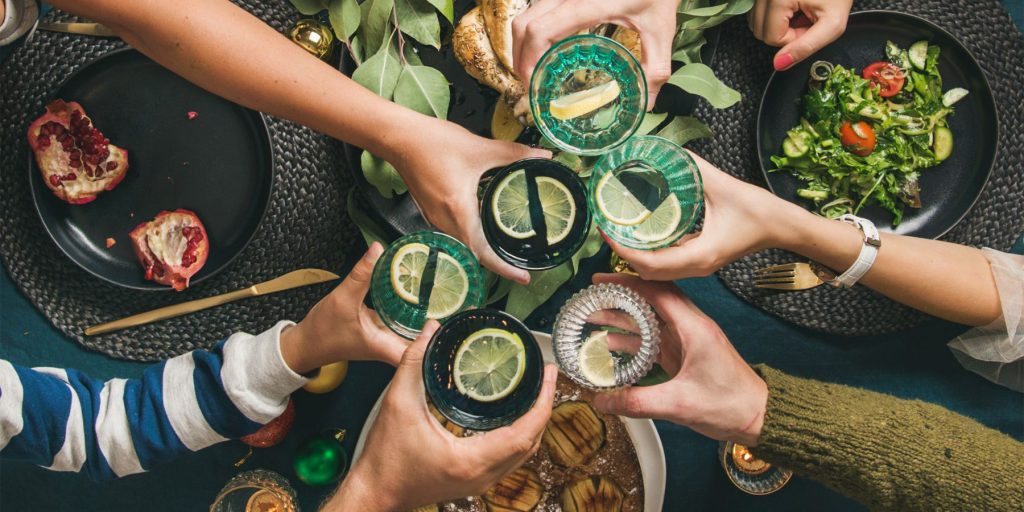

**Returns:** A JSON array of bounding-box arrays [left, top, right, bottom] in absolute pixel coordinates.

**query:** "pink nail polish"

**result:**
[[774, 53, 795, 71]]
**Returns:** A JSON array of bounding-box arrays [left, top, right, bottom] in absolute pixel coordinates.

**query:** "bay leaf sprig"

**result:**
[[667, 0, 754, 109]]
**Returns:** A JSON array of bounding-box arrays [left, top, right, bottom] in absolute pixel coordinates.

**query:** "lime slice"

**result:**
[[453, 328, 527, 402], [632, 196, 683, 243], [536, 176, 576, 245], [549, 80, 621, 120], [390, 242, 429, 304], [578, 330, 616, 387], [426, 253, 469, 319], [595, 172, 651, 226], [492, 169, 536, 239]]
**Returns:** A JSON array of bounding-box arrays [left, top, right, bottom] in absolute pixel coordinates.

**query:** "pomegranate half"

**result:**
[[28, 99, 129, 205], [129, 209, 210, 291]]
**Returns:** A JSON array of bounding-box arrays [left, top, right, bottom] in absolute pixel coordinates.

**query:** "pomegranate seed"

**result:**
[[69, 160, 81, 168], [49, 175, 60, 186], [187, 111, 198, 120], [144, 267, 154, 280], [64, 173, 77, 181], [37, 136, 49, 146], [105, 238, 116, 249], [106, 161, 117, 171]]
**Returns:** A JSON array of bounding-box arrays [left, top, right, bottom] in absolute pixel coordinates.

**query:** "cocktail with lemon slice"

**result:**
[[480, 158, 590, 270], [530, 35, 646, 155], [370, 231, 484, 339], [589, 136, 704, 250], [423, 308, 543, 430]]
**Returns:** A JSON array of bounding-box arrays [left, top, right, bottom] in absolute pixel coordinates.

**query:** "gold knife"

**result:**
[[38, 22, 118, 38], [85, 269, 340, 336]]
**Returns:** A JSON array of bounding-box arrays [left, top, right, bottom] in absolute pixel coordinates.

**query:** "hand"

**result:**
[[324, 321, 559, 511], [279, 243, 409, 374], [603, 151, 810, 281], [589, 274, 767, 446], [749, 0, 852, 70], [393, 117, 549, 285], [511, 0, 679, 106]]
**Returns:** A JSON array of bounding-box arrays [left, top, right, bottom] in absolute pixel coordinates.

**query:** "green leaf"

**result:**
[[672, 37, 706, 64], [403, 44, 423, 65], [352, 43, 402, 99], [395, 0, 441, 48], [570, 223, 603, 274], [394, 65, 450, 118], [668, 63, 741, 109], [505, 263, 573, 321], [673, 28, 705, 51], [486, 277, 514, 305], [423, 0, 454, 24], [656, 116, 712, 146], [678, 3, 727, 16], [361, 150, 407, 197], [637, 112, 668, 135], [553, 152, 583, 173], [329, 0, 361, 40], [362, 0, 394, 57], [289, 0, 328, 15], [346, 188, 393, 247]]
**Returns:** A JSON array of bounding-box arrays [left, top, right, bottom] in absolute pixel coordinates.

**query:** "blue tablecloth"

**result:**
[[2, 3, 1023, 510]]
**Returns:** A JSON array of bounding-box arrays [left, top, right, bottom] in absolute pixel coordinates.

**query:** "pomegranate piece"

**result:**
[[28, 100, 129, 205], [129, 209, 210, 291], [105, 237, 116, 249]]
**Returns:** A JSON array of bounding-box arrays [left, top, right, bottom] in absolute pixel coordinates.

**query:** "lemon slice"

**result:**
[[595, 172, 651, 226], [426, 252, 469, 319], [632, 196, 683, 243], [536, 176, 576, 245], [579, 330, 617, 387], [491, 97, 524, 142], [390, 242, 429, 304], [549, 80, 621, 120], [492, 169, 536, 239], [453, 328, 527, 402]]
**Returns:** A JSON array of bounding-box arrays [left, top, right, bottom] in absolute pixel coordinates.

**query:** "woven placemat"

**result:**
[[689, 0, 1024, 336], [0, 1, 362, 361]]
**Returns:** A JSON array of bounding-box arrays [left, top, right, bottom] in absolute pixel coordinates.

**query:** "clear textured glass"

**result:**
[[719, 441, 793, 495], [370, 231, 484, 339], [589, 136, 704, 250], [423, 309, 544, 430], [479, 158, 591, 270], [209, 469, 298, 512], [551, 283, 661, 389], [530, 35, 646, 156]]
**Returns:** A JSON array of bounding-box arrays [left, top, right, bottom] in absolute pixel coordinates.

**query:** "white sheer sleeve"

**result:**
[[947, 248, 1024, 392]]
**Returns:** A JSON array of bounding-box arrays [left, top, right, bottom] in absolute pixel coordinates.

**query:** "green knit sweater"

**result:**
[[751, 366, 1024, 511]]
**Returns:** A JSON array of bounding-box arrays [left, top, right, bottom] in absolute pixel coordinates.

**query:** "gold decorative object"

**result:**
[[730, 443, 771, 476], [611, 253, 639, 276], [209, 469, 298, 512], [289, 18, 335, 60], [719, 441, 793, 496]]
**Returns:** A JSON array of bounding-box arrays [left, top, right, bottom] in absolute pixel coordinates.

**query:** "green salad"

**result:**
[[770, 41, 969, 225]]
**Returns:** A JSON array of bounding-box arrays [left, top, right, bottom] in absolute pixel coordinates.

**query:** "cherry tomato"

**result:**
[[840, 121, 877, 156], [862, 62, 905, 98]]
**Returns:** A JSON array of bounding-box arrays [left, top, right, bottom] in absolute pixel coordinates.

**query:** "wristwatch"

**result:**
[[824, 214, 881, 289]]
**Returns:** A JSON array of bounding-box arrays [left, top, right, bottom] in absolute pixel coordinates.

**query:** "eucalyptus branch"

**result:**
[[391, 6, 408, 66]]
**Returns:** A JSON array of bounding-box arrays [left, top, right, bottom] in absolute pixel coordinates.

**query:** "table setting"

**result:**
[[1, 0, 1023, 510]]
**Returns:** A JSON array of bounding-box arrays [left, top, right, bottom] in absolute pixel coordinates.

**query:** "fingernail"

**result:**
[[366, 242, 384, 258], [774, 53, 795, 71]]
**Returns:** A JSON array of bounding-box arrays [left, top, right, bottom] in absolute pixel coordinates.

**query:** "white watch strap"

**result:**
[[833, 214, 880, 288]]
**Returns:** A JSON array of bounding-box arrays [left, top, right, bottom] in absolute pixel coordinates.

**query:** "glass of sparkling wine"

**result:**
[[370, 231, 484, 339], [589, 136, 704, 250], [551, 283, 661, 390], [479, 158, 591, 271], [530, 34, 647, 155], [423, 308, 544, 430]]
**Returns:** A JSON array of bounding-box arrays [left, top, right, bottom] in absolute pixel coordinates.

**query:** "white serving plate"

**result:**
[[352, 331, 667, 511]]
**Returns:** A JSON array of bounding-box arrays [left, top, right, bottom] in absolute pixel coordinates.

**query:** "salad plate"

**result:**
[[352, 331, 667, 511], [757, 10, 997, 239]]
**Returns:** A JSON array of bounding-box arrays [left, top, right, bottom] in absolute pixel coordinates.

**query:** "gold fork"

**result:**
[[753, 262, 834, 291]]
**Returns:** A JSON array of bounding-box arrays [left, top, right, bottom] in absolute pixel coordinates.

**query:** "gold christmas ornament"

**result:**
[[289, 19, 335, 60]]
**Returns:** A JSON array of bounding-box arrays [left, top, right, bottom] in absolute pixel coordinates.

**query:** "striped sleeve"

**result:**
[[0, 320, 308, 480]]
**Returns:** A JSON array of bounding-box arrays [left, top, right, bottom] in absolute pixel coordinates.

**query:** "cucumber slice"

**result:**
[[909, 41, 929, 70], [800, 118, 819, 138], [942, 87, 969, 107], [797, 189, 829, 200], [933, 127, 953, 161], [783, 136, 809, 158]]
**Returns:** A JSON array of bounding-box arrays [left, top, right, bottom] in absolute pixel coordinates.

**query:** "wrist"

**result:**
[[325, 466, 399, 512], [738, 376, 768, 447], [279, 323, 326, 375]]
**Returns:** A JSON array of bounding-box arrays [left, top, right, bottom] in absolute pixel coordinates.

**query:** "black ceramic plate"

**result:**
[[340, 1, 721, 236], [757, 10, 997, 239], [28, 49, 274, 291]]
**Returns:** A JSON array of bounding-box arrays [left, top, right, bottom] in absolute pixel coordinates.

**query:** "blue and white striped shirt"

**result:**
[[0, 321, 308, 480]]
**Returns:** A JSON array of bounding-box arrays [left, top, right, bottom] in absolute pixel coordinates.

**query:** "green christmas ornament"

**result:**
[[294, 430, 349, 486]]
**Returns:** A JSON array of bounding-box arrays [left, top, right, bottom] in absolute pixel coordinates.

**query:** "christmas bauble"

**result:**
[[303, 361, 349, 394], [241, 399, 295, 448], [293, 431, 349, 486]]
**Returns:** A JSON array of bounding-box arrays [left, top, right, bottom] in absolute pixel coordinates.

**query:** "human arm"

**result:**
[[320, 320, 559, 511], [590, 274, 1024, 511], [605, 153, 1002, 327], [46, 0, 543, 283], [511, 0, 678, 105], [748, 0, 852, 70], [0, 244, 407, 480]]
